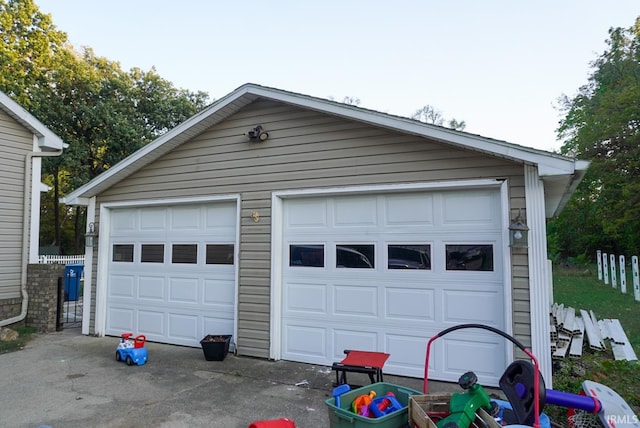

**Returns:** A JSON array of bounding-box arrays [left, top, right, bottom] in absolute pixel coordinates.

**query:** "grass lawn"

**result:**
[[553, 264, 640, 351], [0, 326, 38, 354], [550, 264, 640, 425]]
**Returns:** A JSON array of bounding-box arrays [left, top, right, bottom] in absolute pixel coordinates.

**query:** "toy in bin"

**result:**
[[435, 371, 497, 428], [349, 389, 404, 418], [369, 392, 403, 418], [352, 390, 376, 416], [115, 333, 148, 366]]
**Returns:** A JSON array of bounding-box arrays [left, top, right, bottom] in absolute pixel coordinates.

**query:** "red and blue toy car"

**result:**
[[115, 333, 148, 366]]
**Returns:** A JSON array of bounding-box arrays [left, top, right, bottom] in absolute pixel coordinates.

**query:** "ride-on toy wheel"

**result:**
[[116, 351, 122, 362], [126, 355, 133, 366]]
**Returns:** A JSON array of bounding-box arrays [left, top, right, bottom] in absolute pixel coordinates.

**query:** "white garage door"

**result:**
[[281, 189, 508, 385], [106, 202, 237, 347]]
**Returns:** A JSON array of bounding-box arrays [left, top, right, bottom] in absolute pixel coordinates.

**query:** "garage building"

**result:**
[[63, 84, 587, 386]]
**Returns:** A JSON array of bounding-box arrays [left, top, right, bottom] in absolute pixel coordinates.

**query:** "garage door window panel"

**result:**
[[141, 244, 164, 263], [445, 244, 493, 271], [206, 244, 234, 265], [172, 244, 198, 264], [387, 244, 431, 270], [289, 244, 324, 267], [113, 244, 134, 262], [336, 244, 374, 269]]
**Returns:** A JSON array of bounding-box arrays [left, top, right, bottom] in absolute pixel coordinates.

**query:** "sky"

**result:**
[[34, 1, 640, 152]]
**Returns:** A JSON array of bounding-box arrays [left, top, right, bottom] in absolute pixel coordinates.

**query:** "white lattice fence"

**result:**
[[38, 255, 85, 265]]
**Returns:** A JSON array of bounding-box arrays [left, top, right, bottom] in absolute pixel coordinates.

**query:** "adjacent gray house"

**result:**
[[0, 91, 65, 327], [63, 83, 587, 386]]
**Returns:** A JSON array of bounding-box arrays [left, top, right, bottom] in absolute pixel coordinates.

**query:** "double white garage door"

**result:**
[[105, 188, 508, 384]]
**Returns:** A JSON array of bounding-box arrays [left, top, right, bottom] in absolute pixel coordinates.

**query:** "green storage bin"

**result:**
[[325, 382, 422, 428]]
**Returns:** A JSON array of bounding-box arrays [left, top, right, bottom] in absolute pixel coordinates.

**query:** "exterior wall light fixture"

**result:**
[[85, 222, 98, 247], [509, 210, 529, 248], [246, 125, 269, 142]]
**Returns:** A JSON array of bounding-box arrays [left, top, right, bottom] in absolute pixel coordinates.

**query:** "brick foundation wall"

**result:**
[[0, 297, 23, 324], [26, 263, 65, 332]]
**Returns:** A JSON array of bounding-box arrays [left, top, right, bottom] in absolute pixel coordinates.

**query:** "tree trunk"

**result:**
[[74, 206, 83, 254]]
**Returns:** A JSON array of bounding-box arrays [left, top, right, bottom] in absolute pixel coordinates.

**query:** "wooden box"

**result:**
[[408, 394, 501, 428]]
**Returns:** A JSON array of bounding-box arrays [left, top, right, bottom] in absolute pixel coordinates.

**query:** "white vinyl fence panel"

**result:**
[[610, 254, 617, 289], [597, 250, 603, 280], [633, 256, 640, 301], [596, 251, 640, 302], [619, 255, 627, 294]]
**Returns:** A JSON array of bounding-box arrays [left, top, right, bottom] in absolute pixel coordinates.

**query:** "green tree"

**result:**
[[0, 0, 211, 254], [36, 48, 209, 253], [0, 0, 68, 107], [411, 105, 466, 131], [551, 17, 640, 258]]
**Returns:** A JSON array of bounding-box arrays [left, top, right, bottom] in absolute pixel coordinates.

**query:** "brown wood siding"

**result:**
[[95, 99, 529, 357], [0, 109, 33, 299]]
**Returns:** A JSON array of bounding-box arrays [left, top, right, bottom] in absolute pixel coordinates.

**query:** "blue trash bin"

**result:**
[[64, 263, 84, 301]]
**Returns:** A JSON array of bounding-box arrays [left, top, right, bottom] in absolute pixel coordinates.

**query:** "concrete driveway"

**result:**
[[0, 329, 433, 428]]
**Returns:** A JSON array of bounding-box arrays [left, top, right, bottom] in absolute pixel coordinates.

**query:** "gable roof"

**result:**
[[62, 83, 588, 217], [0, 91, 64, 151]]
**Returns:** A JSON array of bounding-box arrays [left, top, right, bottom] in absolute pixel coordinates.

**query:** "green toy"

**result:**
[[436, 371, 497, 428]]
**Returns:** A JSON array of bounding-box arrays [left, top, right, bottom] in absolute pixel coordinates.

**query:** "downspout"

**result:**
[[0, 149, 64, 327]]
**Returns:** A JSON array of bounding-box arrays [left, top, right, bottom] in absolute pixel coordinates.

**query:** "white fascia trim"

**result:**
[[233, 197, 241, 354], [94, 205, 109, 336], [0, 91, 64, 150], [63, 196, 90, 207], [500, 180, 515, 365], [28, 155, 42, 263], [269, 194, 284, 360], [82, 197, 96, 335], [273, 179, 502, 199], [269, 178, 505, 361], [99, 194, 241, 209]]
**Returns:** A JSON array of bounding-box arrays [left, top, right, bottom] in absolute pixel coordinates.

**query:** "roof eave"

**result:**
[[244, 84, 583, 175], [0, 91, 65, 151], [62, 86, 259, 205], [62, 83, 587, 208], [541, 160, 590, 218]]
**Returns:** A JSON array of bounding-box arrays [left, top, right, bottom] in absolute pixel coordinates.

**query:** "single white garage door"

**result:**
[[106, 202, 237, 347], [281, 189, 508, 385]]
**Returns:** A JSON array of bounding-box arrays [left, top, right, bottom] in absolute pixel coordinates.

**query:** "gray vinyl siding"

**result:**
[[0, 109, 32, 300], [505, 174, 532, 359], [507, 176, 531, 349], [95, 99, 530, 357]]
